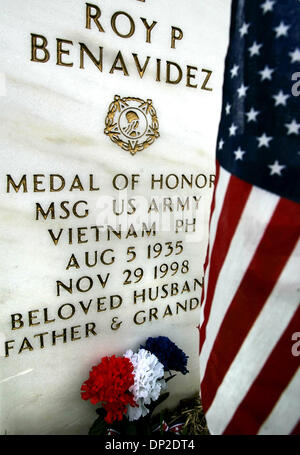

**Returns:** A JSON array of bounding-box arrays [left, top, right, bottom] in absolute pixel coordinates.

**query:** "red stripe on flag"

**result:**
[[290, 420, 300, 435], [198, 163, 222, 355], [223, 307, 300, 434], [200, 174, 252, 349], [201, 197, 300, 413], [201, 161, 220, 306]]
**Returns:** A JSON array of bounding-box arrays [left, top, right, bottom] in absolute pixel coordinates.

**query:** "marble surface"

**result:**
[[0, 0, 231, 434]]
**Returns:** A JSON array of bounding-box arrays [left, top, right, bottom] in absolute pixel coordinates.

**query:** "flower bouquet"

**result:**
[[81, 336, 189, 435]]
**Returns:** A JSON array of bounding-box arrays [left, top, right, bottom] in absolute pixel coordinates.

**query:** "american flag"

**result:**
[[200, 0, 300, 434]]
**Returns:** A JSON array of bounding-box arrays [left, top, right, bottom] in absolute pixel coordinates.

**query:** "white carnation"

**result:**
[[124, 348, 166, 421]]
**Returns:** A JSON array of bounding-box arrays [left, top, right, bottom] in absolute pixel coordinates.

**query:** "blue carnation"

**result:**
[[141, 336, 189, 375]]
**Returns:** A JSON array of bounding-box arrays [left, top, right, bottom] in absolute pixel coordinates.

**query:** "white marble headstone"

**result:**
[[0, 0, 231, 434]]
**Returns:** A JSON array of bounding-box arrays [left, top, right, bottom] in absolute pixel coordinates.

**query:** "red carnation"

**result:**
[[81, 355, 136, 424]]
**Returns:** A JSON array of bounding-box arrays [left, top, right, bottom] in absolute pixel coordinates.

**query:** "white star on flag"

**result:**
[[260, 0, 276, 14], [246, 107, 260, 122], [229, 123, 238, 136], [234, 147, 246, 160], [257, 133, 273, 147], [285, 119, 300, 135], [230, 65, 239, 78], [225, 103, 231, 115], [249, 41, 263, 56], [218, 139, 224, 150], [268, 160, 286, 175], [259, 65, 275, 81], [274, 22, 290, 38], [237, 83, 249, 98], [239, 22, 250, 37], [273, 90, 290, 106], [289, 48, 300, 63]]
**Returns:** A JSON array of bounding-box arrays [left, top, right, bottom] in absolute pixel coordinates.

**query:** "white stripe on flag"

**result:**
[[200, 185, 279, 377], [258, 369, 300, 435], [200, 166, 230, 326], [204, 239, 300, 434]]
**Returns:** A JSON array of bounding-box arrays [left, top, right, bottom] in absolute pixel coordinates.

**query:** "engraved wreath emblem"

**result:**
[[104, 95, 159, 155]]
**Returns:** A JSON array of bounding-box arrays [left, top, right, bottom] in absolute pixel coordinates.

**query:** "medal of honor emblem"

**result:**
[[104, 95, 160, 155]]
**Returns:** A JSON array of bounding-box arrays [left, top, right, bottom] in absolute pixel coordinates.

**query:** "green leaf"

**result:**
[[123, 420, 139, 435], [148, 392, 170, 417], [165, 374, 177, 383], [95, 408, 106, 418], [88, 415, 108, 435], [138, 416, 152, 436]]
